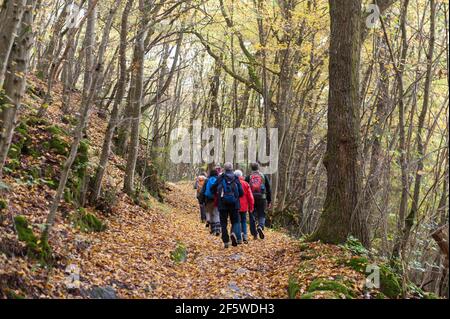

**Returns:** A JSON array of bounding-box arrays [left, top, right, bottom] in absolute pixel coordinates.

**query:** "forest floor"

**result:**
[[1, 75, 369, 299], [1, 181, 367, 299]]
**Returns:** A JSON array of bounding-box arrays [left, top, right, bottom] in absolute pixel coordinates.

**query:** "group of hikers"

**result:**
[[194, 162, 272, 248]]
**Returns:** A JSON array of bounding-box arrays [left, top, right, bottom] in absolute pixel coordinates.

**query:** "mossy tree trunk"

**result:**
[[0, 0, 35, 180], [311, 0, 370, 247]]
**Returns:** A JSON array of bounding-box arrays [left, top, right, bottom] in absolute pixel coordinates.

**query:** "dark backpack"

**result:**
[[220, 176, 239, 204], [249, 172, 266, 199]]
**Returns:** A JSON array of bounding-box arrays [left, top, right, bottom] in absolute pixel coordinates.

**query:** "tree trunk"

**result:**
[[150, 42, 170, 161], [390, 0, 412, 259], [61, 30, 77, 113], [81, 0, 96, 105], [397, 0, 436, 257], [37, 1, 69, 80], [312, 0, 370, 247], [0, 0, 35, 179], [92, 2, 121, 111], [431, 224, 449, 267], [123, 0, 149, 195], [90, 0, 133, 202], [364, 34, 390, 238], [0, 0, 27, 87]]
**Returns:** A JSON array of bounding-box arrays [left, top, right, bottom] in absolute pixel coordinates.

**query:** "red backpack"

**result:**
[[249, 173, 265, 198]]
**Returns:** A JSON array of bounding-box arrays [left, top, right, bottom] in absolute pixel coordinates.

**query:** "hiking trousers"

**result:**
[[199, 203, 206, 222], [250, 197, 267, 237], [238, 212, 248, 241], [219, 206, 241, 244], [205, 201, 220, 234]]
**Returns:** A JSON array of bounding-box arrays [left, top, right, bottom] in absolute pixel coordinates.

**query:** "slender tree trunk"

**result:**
[[37, 1, 69, 80], [97, 46, 119, 111], [90, 0, 133, 202], [391, 0, 411, 259], [150, 42, 170, 161], [123, 0, 149, 195], [364, 34, 390, 237], [81, 1, 96, 104], [398, 0, 436, 257], [116, 71, 134, 155], [92, 2, 121, 111], [61, 31, 77, 113]]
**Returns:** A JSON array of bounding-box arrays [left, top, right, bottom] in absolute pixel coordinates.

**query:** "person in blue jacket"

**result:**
[[211, 162, 244, 248]]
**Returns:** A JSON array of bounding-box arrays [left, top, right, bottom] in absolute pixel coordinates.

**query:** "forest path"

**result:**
[[79, 182, 301, 299]]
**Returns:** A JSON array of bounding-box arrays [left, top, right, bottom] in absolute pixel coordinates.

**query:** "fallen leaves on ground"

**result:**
[[1, 181, 366, 299]]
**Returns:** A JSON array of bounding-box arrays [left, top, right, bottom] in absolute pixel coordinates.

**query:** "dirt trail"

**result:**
[[75, 182, 301, 299]]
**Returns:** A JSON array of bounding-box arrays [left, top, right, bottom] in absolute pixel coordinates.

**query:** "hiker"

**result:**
[[215, 165, 222, 176], [200, 169, 221, 236], [234, 170, 254, 244], [211, 162, 244, 248], [246, 163, 272, 240], [194, 172, 207, 224]]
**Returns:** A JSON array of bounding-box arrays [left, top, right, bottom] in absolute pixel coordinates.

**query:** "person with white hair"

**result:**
[[211, 162, 244, 248], [234, 169, 254, 244]]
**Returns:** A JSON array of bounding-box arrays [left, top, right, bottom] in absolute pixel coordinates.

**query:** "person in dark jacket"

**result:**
[[199, 169, 221, 236], [194, 172, 207, 224], [246, 163, 272, 240], [211, 162, 244, 248]]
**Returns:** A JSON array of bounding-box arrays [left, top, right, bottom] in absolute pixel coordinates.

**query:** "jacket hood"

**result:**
[[224, 171, 235, 179]]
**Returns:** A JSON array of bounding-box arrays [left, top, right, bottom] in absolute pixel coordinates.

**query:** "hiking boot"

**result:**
[[253, 235, 258, 240], [205, 222, 210, 228], [224, 242, 230, 249], [243, 239, 249, 244], [257, 227, 265, 239], [230, 233, 238, 247]]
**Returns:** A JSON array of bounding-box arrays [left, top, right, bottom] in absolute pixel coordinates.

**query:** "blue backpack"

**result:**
[[220, 176, 239, 204], [204, 176, 217, 199]]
